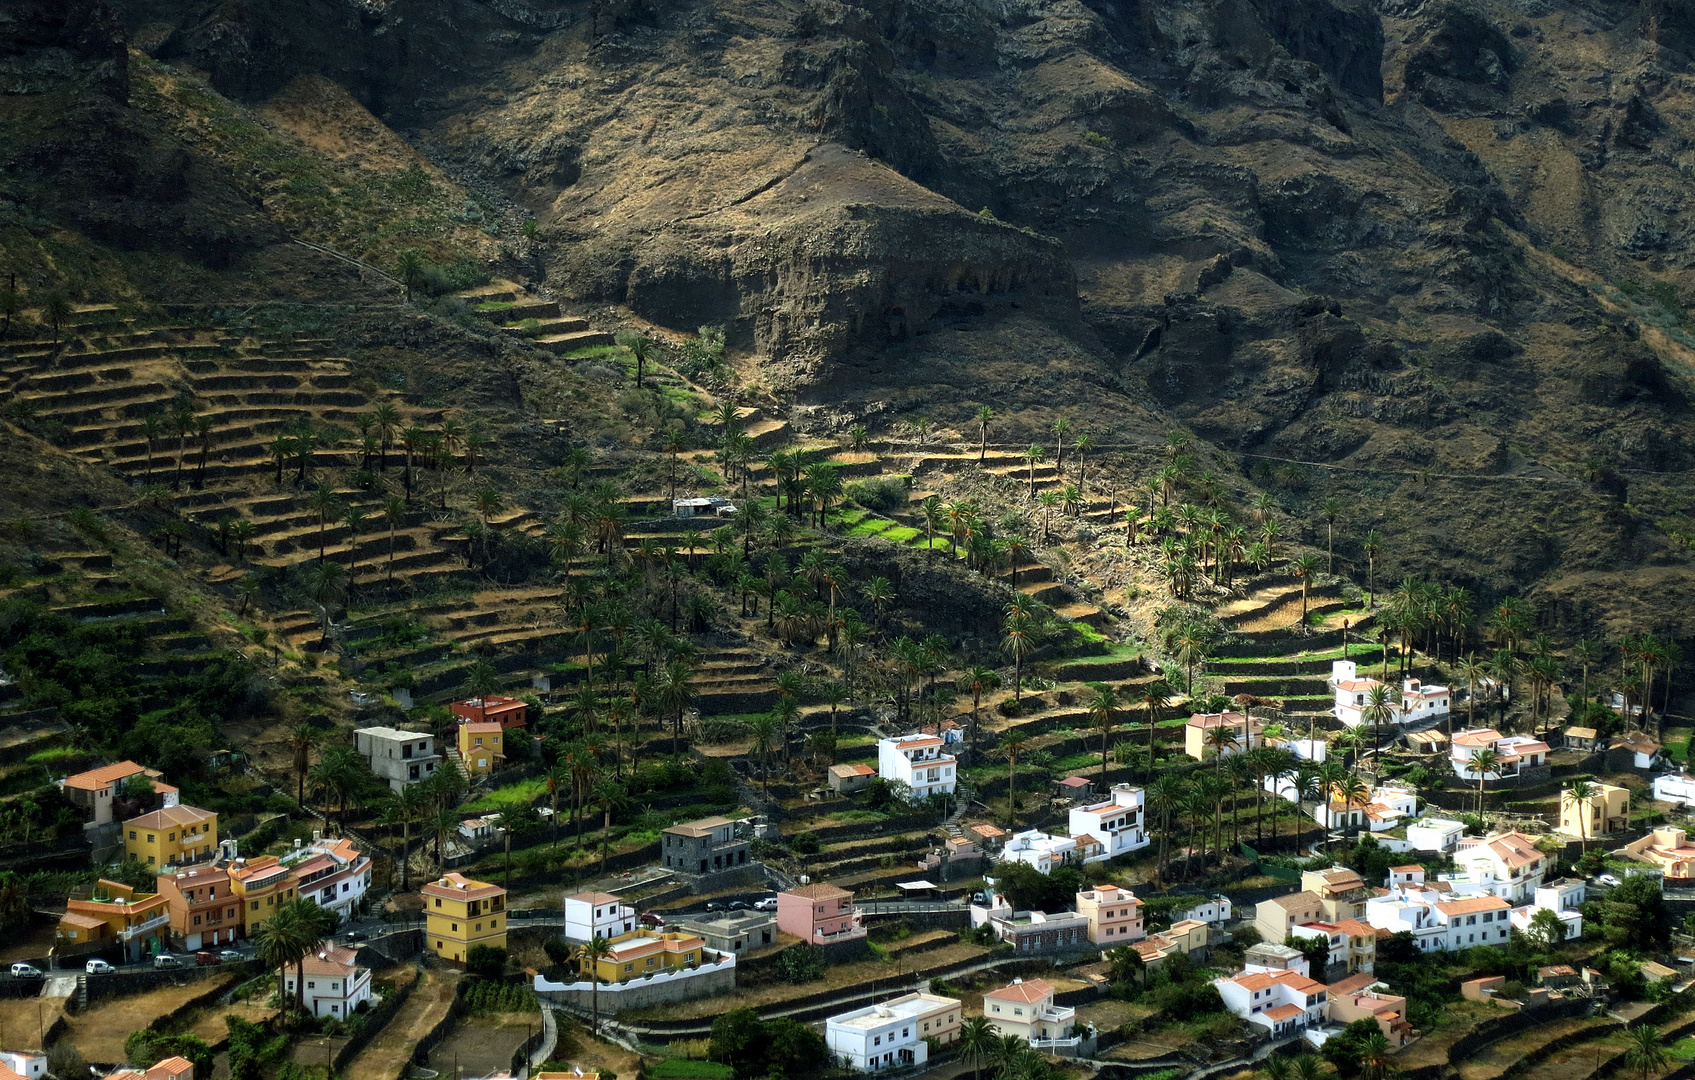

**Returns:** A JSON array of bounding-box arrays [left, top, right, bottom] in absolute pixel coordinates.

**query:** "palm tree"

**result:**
[[615, 329, 655, 388], [1357, 1032, 1393, 1080], [343, 505, 368, 593], [230, 519, 255, 564], [1141, 679, 1172, 781], [1052, 417, 1072, 472], [1023, 445, 1045, 496], [1457, 652, 1486, 733], [1563, 779, 1597, 841], [1320, 497, 1341, 574], [1361, 684, 1397, 761], [192, 414, 215, 490], [1466, 748, 1499, 816], [975, 406, 994, 463], [1074, 433, 1093, 486], [1204, 722, 1239, 769], [1003, 614, 1034, 703], [748, 714, 778, 797], [139, 415, 163, 485], [41, 291, 71, 341], [307, 484, 339, 562], [959, 1015, 998, 1080], [1001, 731, 1028, 827], [170, 405, 194, 491], [391, 784, 424, 891], [1574, 638, 1600, 706], [1087, 683, 1120, 789], [373, 403, 400, 471], [381, 496, 408, 584], [305, 560, 347, 648], [961, 665, 1001, 752], [474, 487, 504, 565], [254, 903, 312, 1011], [1290, 553, 1319, 628], [578, 934, 616, 1033], [1624, 1025, 1668, 1080], [287, 724, 319, 806], [1148, 774, 1184, 881]]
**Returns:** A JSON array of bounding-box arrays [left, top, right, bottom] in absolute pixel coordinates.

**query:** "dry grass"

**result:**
[[344, 966, 458, 1080], [1456, 1016, 1610, 1080], [57, 973, 238, 1063]]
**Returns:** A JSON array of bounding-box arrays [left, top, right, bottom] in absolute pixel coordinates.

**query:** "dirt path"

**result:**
[[344, 967, 460, 1080]]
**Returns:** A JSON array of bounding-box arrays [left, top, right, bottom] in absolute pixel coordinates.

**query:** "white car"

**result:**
[[9, 964, 41, 979], [1597, 874, 1622, 887], [753, 897, 779, 911], [84, 959, 114, 974]]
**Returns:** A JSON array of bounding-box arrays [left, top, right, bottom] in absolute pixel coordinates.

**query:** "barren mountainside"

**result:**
[[9, 0, 1695, 636]]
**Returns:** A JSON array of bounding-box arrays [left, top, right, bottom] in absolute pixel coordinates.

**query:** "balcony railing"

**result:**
[[813, 923, 868, 942], [119, 912, 171, 941]]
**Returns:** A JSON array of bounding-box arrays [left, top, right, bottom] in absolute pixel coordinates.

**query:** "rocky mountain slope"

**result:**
[[13, 0, 1695, 637]]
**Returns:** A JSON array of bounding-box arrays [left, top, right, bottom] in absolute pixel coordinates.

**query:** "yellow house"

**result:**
[[457, 722, 504, 777], [227, 856, 300, 934], [124, 805, 218, 867], [53, 879, 171, 962], [1560, 783, 1630, 839], [422, 872, 507, 965], [580, 930, 706, 983]]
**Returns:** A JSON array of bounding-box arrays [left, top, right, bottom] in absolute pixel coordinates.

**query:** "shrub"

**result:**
[[463, 979, 538, 1014], [466, 944, 507, 978], [776, 945, 824, 985], [790, 831, 820, 855], [845, 478, 907, 513]]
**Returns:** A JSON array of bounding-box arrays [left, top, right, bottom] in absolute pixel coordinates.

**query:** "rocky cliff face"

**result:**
[[42, 0, 1695, 632]]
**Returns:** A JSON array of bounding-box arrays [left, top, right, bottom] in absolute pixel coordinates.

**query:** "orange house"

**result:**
[[450, 696, 527, 728]]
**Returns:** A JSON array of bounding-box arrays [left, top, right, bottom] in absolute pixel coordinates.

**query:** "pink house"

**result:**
[[776, 883, 865, 946]]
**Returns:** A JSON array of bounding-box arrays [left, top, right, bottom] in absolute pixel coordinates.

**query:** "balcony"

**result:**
[[119, 912, 170, 941], [813, 922, 868, 944]]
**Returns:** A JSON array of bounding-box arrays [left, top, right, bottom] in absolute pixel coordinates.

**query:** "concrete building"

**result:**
[[1214, 968, 1328, 1038], [1451, 730, 1550, 784], [1623, 825, 1695, 884], [0, 1051, 45, 1080], [564, 891, 637, 943], [1184, 711, 1262, 762], [983, 978, 1076, 1046], [1255, 891, 1326, 945], [1243, 942, 1309, 976], [776, 883, 865, 946], [422, 872, 507, 966], [828, 763, 876, 794], [1365, 858, 1581, 953], [1000, 829, 1102, 873], [579, 930, 706, 983], [1405, 818, 1466, 853], [1289, 918, 1378, 976], [280, 943, 372, 1018], [825, 992, 962, 1071], [450, 696, 528, 728], [155, 866, 239, 950], [679, 910, 775, 954], [1301, 866, 1373, 921], [1451, 831, 1549, 903], [282, 836, 371, 923], [457, 721, 505, 777], [876, 734, 957, 802], [62, 761, 176, 826], [1075, 884, 1144, 945], [124, 805, 218, 868], [1563, 726, 1599, 752], [353, 727, 439, 792], [227, 856, 300, 936], [1655, 772, 1695, 808], [661, 816, 752, 878], [1067, 784, 1149, 861], [1558, 782, 1630, 839], [971, 896, 1090, 952], [54, 879, 171, 961], [1609, 732, 1662, 771], [1327, 981, 1416, 1046], [1175, 895, 1233, 926], [1133, 920, 1210, 967]]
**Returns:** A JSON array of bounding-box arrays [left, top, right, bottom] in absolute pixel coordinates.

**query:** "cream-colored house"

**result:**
[[1075, 884, 1145, 945], [1558, 783, 1629, 838], [983, 977, 1076, 1046]]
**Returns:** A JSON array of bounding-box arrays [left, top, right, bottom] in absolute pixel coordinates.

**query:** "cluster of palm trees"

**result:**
[[957, 1015, 1064, 1080], [1263, 1046, 1391, 1080], [137, 405, 218, 491], [253, 898, 342, 1014]]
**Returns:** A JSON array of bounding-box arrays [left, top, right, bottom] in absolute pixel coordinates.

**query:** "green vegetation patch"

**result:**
[[848, 518, 894, 537], [463, 777, 548, 812], [880, 526, 922, 543], [649, 1061, 734, 1080]]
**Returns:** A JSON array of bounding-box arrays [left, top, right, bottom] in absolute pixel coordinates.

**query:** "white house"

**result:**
[[1406, 818, 1466, 853], [1364, 832, 1578, 952], [1329, 662, 1450, 729], [877, 734, 957, 802], [280, 943, 373, 1018], [1451, 831, 1548, 903], [1067, 784, 1149, 861], [1214, 968, 1328, 1037], [280, 837, 371, 923], [983, 977, 1077, 1048], [0, 1051, 46, 1079], [1000, 830, 1098, 873], [1175, 895, 1233, 926], [564, 891, 638, 943], [825, 992, 962, 1072], [1450, 730, 1549, 782], [1655, 773, 1695, 808]]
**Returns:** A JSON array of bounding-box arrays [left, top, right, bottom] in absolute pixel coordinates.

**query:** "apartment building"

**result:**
[[660, 816, 752, 877], [1214, 968, 1328, 1037], [825, 993, 962, 1072], [876, 734, 957, 801], [54, 880, 171, 961], [776, 883, 865, 946], [1068, 784, 1149, 860], [156, 866, 240, 950], [1558, 783, 1630, 838], [1075, 884, 1145, 944], [423, 872, 507, 966], [227, 856, 300, 935], [983, 978, 1076, 1046], [564, 891, 637, 943], [124, 805, 218, 868], [451, 695, 528, 728], [1450, 730, 1550, 784], [281, 836, 371, 922], [1184, 711, 1262, 761], [353, 727, 440, 792]]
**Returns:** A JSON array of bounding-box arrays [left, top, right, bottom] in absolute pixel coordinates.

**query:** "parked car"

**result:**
[[728, 900, 751, 911], [1597, 873, 1622, 887], [83, 959, 114, 975], [704, 901, 724, 912], [9, 964, 41, 979], [344, 931, 367, 944], [195, 951, 221, 966], [640, 912, 666, 927], [218, 949, 244, 963], [753, 897, 778, 911], [153, 954, 182, 969]]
